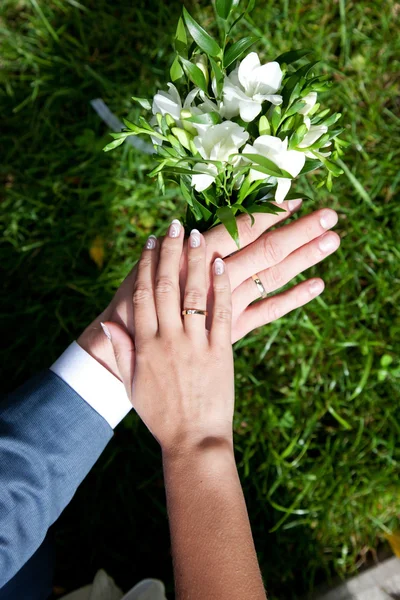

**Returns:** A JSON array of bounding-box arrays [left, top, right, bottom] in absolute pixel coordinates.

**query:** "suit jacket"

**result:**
[[0, 370, 113, 587]]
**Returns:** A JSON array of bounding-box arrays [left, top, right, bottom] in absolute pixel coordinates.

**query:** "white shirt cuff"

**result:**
[[50, 341, 132, 429]]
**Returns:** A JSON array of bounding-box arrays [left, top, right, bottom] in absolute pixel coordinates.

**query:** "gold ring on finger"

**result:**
[[251, 273, 268, 299], [182, 308, 208, 316]]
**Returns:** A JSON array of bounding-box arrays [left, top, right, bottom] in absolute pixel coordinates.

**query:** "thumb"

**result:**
[[101, 321, 135, 402]]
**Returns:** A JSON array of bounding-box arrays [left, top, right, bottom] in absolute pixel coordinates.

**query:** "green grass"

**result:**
[[1, 0, 400, 598]]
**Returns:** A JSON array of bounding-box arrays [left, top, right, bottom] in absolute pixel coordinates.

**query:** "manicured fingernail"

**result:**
[[145, 235, 157, 250], [320, 210, 338, 229], [169, 219, 181, 238], [189, 229, 201, 248], [309, 280, 324, 295], [288, 198, 302, 211], [214, 258, 225, 275], [100, 322, 112, 341], [319, 233, 338, 253]]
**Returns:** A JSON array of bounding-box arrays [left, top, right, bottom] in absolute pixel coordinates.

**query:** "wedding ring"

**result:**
[[251, 273, 268, 299], [182, 308, 208, 316]]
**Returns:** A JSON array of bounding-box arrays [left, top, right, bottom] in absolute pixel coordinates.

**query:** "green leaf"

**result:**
[[275, 49, 311, 66], [237, 175, 252, 203], [174, 17, 187, 56], [223, 36, 259, 68], [216, 206, 240, 247], [180, 179, 197, 213], [209, 56, 224, 98], [193, 196, 213, 220], [246, 202, 286, 215], [162, 166, 206, 175], [170, 55, 184, 82], [242, 153, 292, 178], [131, 96, 152, 110], [289, 123, 308, 148], [283, 99, 306, 119], [281, 61, 319, 106], [103, 137, 125, 152], [171, 127, 193, 150], [216, 0, 233, 20], [179, 57, 208, 93], [284, 191, 314, 201], [121, 118, 139, 131], [185, 112, 221, 125], [322, 159, 344, 177], [183, 7, 221, 57], [157, 172, 165, 195], [258, 115, 270, 135], [299, 159, 322, 175], [271, 104, 282, 134], [138, 116, 154, 131], [233, 203, 255, 226]]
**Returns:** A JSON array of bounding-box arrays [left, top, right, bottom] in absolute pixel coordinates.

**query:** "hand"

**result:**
[[102, 224, 234, 453], [78, 200, 340, 380]]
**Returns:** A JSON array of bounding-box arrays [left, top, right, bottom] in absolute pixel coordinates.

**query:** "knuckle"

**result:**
[[155, 276, 176, 296], [161, 242, 179, 258], [269, 266, 284, 286], [266, 299, 282, 323], [262, 235, 282, 265], [187, 252, 204, 266], [304, 223, 315, 242], [184, 288, 204, 306], [214, 306, 232, 323], [237, 214, 254, 243], [139, 254, 153, 270], [214, 280, 230, 294], [132, 284, 152, 305]]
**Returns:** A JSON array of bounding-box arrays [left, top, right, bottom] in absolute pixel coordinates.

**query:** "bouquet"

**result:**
[[104, 0, 346, 246]]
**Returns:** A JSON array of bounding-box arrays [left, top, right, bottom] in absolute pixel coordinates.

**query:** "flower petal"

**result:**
[[279, 150, 305, 177], [191, 163, 218, 192], [275, 178, 292, 203], [238, 52, 260, 92], [298, 125, 328, 148], [253, 135, 284, 154], [239, 98, 262, 122], [251, 61, 283, 96], [298, 92, 317, 115]]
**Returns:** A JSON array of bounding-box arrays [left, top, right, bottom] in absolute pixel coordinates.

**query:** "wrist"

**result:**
[[162, 436, 234, 465]]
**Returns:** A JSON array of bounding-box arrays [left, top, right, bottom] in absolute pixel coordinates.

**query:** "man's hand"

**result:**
[[78, 199, 340, 379]]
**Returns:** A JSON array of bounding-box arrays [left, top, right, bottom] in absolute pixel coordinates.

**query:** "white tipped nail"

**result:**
[[319, 210, 338, 229], [288, 199, 302, 212], [145, 235, 157, 250], [309, 280, 324, 295], [189, 229, 201, 248], [214, 258, 225, 275], [169, 219, 181, 238], [100, 322, 112, 340]]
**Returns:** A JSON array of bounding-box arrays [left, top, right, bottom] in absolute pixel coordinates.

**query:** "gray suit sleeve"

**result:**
[[0, 370, 113, 587]]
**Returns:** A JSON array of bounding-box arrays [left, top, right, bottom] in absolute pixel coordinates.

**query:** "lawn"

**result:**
[[1, 0, 399, 598]]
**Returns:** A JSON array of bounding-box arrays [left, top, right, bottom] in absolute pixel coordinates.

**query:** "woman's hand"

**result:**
[[103, 220, 234, 453], [78, 202, 339, 382], [103, 221, 267, 600]]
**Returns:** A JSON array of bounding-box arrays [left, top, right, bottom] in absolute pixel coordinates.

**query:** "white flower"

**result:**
[[298, 124, 328, 148], [192, 163, 218, 192], [191, 122, 249, 192], [242, 135, 305, 203], [151, 84, 219, 144], [152, 82, 182, 122], [221, 52, 283, 122], [298, 92, 317, 115]]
